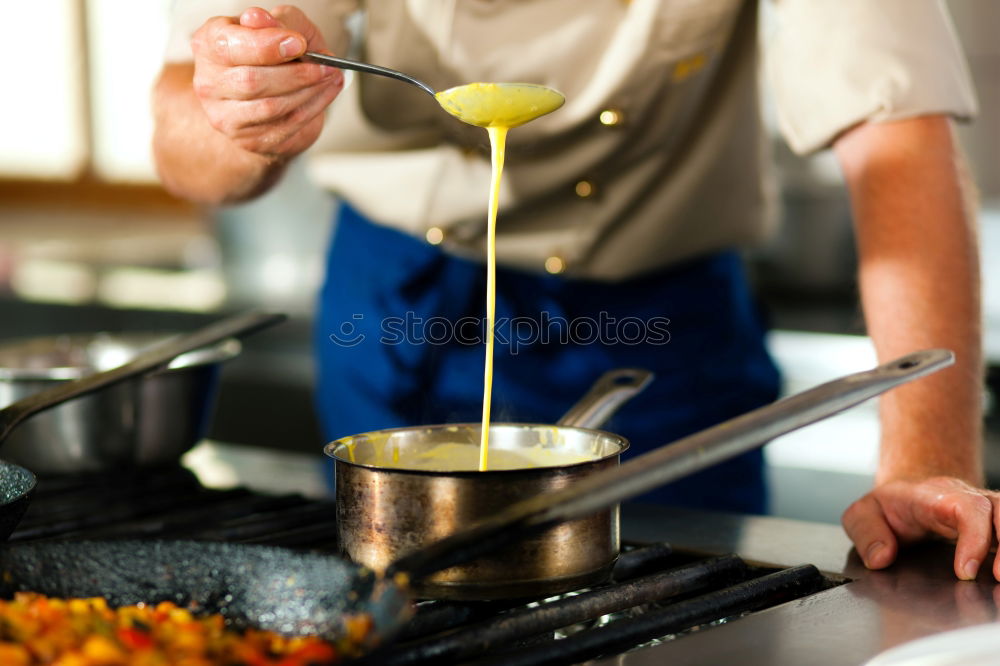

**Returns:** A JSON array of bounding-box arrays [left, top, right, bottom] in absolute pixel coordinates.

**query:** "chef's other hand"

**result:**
[[190, 5, 342, 159], [842, 477, 1000, 581]]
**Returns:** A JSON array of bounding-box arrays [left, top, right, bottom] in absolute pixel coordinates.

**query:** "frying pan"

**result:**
[[0, 349, 954, 654], [0, 311, 287, 540], [0, 461, 34, 542]]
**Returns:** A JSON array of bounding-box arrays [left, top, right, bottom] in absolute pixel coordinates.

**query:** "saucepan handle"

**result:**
[[557, 368, 654, 429], [389, 348, 955, 580]]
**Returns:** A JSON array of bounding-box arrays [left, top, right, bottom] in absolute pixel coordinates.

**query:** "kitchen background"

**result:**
[[0, 0, 997, 523]]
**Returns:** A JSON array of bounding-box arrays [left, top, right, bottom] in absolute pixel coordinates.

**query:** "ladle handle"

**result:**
[[0, 311, 287, 445], [388, 348, 955, 581], [298, 52, 437, 97], [557, 368, 654, 428]]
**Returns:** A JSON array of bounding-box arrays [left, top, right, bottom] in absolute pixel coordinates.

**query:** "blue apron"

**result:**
[[314, 203, 780, 513]]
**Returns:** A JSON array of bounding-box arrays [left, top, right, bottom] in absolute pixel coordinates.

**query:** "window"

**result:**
[[0, 0, 173, 182]]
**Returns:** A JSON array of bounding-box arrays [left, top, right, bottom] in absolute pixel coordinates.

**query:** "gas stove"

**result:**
[[8, 464, 990, 665]]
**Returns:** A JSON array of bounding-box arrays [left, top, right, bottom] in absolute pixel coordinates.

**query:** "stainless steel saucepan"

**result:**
[[0, 334, 241, 474], [0, 311, 287, 540], [0, 312, 287, 447], [326, 368, 652, 599]]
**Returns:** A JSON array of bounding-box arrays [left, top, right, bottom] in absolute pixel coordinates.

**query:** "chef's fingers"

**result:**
[[866, 477, 993, 580], [216, 62, 340, 101], [270, 5, 329, 53], [215, 80, 338, 155], [193, 14, 305, 67], [224, 79, 339, 135], [928, 486, 993, 581], [216, 7, 338, 99], [842, 494, 899, 569], [240, 6, 281, 30], [952, 523, 990, 582]]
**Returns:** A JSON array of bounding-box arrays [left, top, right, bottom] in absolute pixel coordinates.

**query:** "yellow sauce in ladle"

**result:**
[[435, 83, 565, 471], [435, 83, 566, 129]]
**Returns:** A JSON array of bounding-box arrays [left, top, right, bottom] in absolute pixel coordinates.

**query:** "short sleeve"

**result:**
[[763, 0, 978, 154], [163, 0, 357, 63]]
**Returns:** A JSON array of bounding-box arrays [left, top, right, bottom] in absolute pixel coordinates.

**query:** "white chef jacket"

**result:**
[[165, 0, 977, 280]]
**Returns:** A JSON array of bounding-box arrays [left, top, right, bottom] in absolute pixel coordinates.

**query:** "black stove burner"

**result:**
[[11, 464, 339, 549], [10, 465, 843, 664]]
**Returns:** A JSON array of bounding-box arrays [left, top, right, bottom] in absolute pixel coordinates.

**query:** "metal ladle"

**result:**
[[299, 52, 437, 97], [299, 52, 564, 127]]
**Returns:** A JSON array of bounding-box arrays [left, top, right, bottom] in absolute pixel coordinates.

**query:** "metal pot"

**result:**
[[0, 333, 241, 474], [325, 368, 650, 600]]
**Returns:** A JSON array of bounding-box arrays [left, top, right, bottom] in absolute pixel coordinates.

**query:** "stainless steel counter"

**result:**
[[615, 504, 997, 665]]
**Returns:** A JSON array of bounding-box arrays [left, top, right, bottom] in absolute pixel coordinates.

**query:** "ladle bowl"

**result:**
[[298, 52, 564, 127]]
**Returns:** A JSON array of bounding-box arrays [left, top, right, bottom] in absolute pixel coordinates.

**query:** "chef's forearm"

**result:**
[[834, 115, 983, 485], [152, 63, 288, 206]]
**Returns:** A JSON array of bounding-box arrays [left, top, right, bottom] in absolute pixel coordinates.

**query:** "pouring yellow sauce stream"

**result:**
[[435, 83, 565, 471]]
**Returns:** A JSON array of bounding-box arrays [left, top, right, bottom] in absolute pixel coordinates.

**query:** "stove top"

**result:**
[[9, 465, 991, 665]]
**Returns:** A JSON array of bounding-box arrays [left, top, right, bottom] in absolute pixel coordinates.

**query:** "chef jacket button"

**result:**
[[599, 109, 624, 126], [425, 227, 445, 245], [544, 256, 566, 274], [574, 180, 595, 198]]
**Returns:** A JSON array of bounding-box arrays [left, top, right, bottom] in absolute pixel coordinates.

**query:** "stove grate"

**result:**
[[8, 465, 842, 664], [469, 564, 825, 666], [366, 552, 752, 665]]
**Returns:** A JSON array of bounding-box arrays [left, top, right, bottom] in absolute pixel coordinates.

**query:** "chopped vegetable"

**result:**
[[0, 592, 368, 665]]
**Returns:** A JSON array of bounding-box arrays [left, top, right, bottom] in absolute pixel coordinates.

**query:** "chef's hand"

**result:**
[[842, 477, 1000, 581], [190, 5, 342, 159]]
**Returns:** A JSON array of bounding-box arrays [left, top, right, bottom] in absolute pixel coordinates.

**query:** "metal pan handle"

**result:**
[[389, 348, 955, 580], [556, 368, 654, 429]]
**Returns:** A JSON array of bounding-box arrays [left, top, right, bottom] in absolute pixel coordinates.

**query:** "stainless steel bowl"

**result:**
[[0, 333, 240, 474]]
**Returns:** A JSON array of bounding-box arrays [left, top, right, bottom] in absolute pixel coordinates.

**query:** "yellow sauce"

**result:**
[[380, 442, 593, 472], [435, 83, 565, 129], [434, 82, 565, 471], [478, 125, 505, 472]]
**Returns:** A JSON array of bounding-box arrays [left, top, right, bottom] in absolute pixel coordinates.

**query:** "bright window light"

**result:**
[[0, 1, 87, 179], [87, 0, 173, 182], [11, 259, 97, 304]]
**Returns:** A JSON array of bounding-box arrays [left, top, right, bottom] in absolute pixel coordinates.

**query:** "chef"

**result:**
[[154, 1, 994, 581]]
